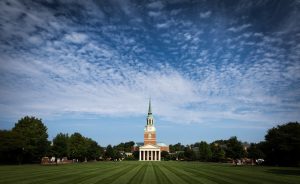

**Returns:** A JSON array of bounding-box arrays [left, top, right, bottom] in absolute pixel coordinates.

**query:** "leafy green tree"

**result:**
[[12, 116, 50, 163], [114, 143, 124, 152], [225, 136, 245, 159], [161, 151, 169, 160], [177, 151, 185, 160], [184, 146, 195, 161], [247, 143, 264, 160], [198, 141, 212, 161], [124, 141, 135, 152], [114, 151, 122, 160], [169, 143, 185, 153], [86, 138, 103, 160], [263, 122, 300, 166], [69, 132, 87, 161], [52, 133, 69, 158], [104, 145, 116, 160], [0, 130, 24, 164], [210, 143, 225, 162], [57, 132, 103, 161], [133, 150, 139, 160], [114, 141, 135, 152]]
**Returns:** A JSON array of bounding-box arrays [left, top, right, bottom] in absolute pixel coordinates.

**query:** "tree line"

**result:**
[[0, 116, 136, 164], [164, 136, 256, 162], [0, 116, 104, 164], [165, 122, 300, 166], [0, 116, 299, 166]]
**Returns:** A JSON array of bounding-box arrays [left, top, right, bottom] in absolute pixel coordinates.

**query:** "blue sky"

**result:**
[[0, 0, 300, 146]]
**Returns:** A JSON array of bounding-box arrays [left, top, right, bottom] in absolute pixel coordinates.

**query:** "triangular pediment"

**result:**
[[140, 144, 160, 149]]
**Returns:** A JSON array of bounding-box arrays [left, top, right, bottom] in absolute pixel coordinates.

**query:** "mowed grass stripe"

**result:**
[[141, 162, 156, 184], [169, 162, 220, 184], [125, 162, 147, 184], [0, 165, 88, 184], [171, 162, 261, 184], [182, 163, 255, 184], [0, 165, 76, 180], [111, 162, 145, 184], [163, 163, 209, 184], [93, 163, 136, 184], [187, 166, 269, 184], [0, 164, 95, 177], [43, 163, 125, 184], [182, 166, 245, 184], [185, 164, 291, 184], [222, 166, 298, 184], [168, 165, 218, 184], [72, 163, 132, 184], [0, 162, 120, 183], [54, 162, 136, 184], [1, 161, 300, 184], [0, 163, 114, 184], [75, 163, 137, 184], [156, 163, 188, 184], [181, 163, 263, 184], [152, 162, 173, 184], [5, 164, 109, 184], [174, 162, 300, 184]]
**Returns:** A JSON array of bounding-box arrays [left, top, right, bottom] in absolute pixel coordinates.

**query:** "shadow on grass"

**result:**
[[267, 169, 300, 176]]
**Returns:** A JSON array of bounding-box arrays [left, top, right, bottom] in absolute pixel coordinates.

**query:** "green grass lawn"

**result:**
[[0, 161, 299, 184]]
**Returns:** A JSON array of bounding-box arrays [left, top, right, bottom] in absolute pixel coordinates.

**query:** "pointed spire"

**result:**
[[148, 98, 152, 115]]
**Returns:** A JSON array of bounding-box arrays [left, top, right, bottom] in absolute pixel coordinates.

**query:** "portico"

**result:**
[[139, 144, 161, 161]]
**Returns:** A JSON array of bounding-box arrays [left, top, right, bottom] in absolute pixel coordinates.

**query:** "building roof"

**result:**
[[140, 144, 160, 149], [157, 142, 168, 147]]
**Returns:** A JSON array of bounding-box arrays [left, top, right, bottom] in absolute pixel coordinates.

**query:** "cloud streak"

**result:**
[[0, 0, 299, 130]]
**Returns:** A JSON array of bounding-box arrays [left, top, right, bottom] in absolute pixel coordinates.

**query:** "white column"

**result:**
[[151, 150, 153, 161], [139, 150, 141, 161], [147, 150, 149, 161], [152, 150, 154, 161], [154, 150, 156, 161], [158, 151, 161, 161], [143, 150, 145, 161], [153, 150, 155, 161], [152, 151, 154, 161]]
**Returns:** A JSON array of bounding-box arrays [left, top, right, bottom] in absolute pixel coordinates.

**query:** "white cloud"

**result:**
[[228, 24, 251, 32], [200, 11, 211, 18], [156, 20, 173, 29], [147, 1, 164, 9], [170, 9, 182, 15], [65, 32, 88, 44], [0, 55, 202, 124], [148, 11, 161, 17], [28, 36, 43, 45]]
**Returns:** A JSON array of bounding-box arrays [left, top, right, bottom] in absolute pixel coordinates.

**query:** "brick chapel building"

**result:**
[[133, 99, 169, 161]]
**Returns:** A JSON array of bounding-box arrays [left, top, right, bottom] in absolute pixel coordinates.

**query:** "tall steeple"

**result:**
[[148, 98, 152, 115], [144, 98, 156, 145], [146, 98, 154, 126]]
